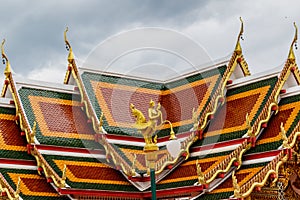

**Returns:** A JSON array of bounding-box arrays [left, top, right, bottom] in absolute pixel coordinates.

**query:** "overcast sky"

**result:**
[[1, 0, 300, 83]]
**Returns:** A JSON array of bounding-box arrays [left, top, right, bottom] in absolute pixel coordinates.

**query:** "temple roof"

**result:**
[[0, 20, 299, 199]]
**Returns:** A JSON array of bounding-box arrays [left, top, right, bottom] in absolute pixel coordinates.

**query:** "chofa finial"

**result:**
[[1, 39, 12, 77], [235, 17, 244, 55], [288, 22, 298, 62], [64, 27, 70, 49], [64, 27, 74, 63], [238, 17, 244, 40]]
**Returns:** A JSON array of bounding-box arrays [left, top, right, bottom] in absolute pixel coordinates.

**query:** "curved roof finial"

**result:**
[[288, 22, 298, 61], [64, 27, 71, 50], [238, 17, 244, 41], [1, 39, 12, 77], [64, 27, 74, 63], [235, 17, 244, 55]]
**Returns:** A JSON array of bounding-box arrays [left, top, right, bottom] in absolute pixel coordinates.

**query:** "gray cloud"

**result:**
[[0, 0, 299, 82]]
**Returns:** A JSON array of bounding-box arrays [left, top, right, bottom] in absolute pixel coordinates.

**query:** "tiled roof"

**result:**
[[201, 76, 278, 144], [1, 21, 299, 199], [14, 85, 142, 196], [199, 162, 267, 200], [248, 93, 300, 154], [0, 167, 68, 200], [156, 150, 237, 190], [0, 107, 32, 160], [0, 104, 68, 199], [81, 65, 226, 137], [18, 87, 100, 149], [8, 67, 298, 199], [41, 154, 138, 192]]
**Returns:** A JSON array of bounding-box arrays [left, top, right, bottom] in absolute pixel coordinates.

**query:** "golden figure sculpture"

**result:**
[[130, 103, 147, 126], [130, 100, 176, 152]]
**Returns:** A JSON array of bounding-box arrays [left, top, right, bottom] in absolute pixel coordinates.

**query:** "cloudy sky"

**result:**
[[1, 0, 300, 83]]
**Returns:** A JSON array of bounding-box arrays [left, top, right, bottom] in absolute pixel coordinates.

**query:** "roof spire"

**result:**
[[288, 22, 298, 62], [64, 27, 74, 64], [1, 39, 12, 78], [234, 17, 244, 55]]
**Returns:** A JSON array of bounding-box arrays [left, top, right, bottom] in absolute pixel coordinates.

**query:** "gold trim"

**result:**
[[8, 173, 60, 197], [253, 102, 278, 137], [62, 18, 254, 178], [238, 133, 300, 198], [237, 144, 251, 170], [64, 27, 74, 64], [196, 159, 205, 185], [182, 18, 252, 180], [29, 121, 36, 144], [234, 17, 250, 76], [233, 171, 242, 198], [240, 155, 288, 198], [234, 17, 244, 55], [63, 27, 74, 84], [91, 75, 218, 129], [0, 174, 18, 200], [0, 44, 65, 189], [1, 39, 11, 78], [31, 146, 66, 188], [288, 22, 298, 62], [289, 132, 300, 148], [206, 142, 249, 184]]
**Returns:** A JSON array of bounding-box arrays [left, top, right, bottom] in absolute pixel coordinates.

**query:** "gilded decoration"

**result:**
[[130, 100, 176, 151], [196, 159, 205, 185]]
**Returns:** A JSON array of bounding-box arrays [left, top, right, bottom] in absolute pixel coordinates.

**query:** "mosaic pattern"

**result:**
[[18, 87, 100, 148], [156, 151, 233, 190], [0, 168, 68, 200], [0, 107, 32, 160], [81, 66, 226, 136], [199, 163, 266, 200], [0, 114, 27, 150], [42, 154, 138, 191], [90, 77, 213, 128], [248, 94, 300, 154], [29, 96, 94, 140], [211, 167, 262, 194], [201, 77, 278, 144]]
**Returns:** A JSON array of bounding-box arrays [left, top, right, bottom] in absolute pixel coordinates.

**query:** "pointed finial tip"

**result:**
[[64, 26, 72, 54], [288, 21, 298, 60], [1, 39, 5, 55], [239, 17, 244, 35], [64, 26, 69, 36], [294, 22, 298, 41], [64, 27, 69, 41], [235, 17, 244, 53]]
